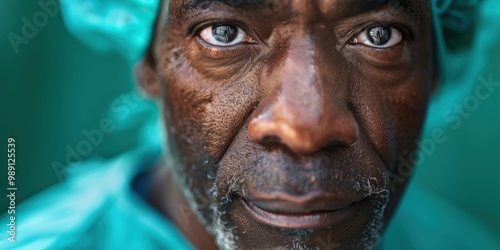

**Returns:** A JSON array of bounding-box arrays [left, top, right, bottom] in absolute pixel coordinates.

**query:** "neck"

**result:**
[[147, 161, 218, 250]]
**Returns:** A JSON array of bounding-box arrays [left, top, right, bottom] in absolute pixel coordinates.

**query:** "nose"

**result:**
[[248, 37, 359, 155]]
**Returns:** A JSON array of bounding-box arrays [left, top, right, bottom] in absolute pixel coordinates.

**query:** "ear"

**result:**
[[134, 49, 161, 97]]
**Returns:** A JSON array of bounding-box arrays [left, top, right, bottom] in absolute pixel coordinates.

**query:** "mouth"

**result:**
[[239, 192, 365, 229]]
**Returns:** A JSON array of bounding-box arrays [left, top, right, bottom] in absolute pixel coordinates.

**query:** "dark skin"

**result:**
[[139, 0, 436, 248]]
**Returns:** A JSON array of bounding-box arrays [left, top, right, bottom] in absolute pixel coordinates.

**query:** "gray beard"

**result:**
[[352, 190, 389, 250], [205, 175, 390, 250]]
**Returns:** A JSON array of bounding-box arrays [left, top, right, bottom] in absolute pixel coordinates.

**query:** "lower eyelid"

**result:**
[[195, 36, 259, 59]]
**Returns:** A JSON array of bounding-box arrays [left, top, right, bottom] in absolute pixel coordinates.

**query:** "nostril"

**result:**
[[260, 135, 283, 145], [247, 114, 280, 144]]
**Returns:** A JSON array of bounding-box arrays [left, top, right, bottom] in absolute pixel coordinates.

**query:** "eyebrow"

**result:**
[[344, 0, 391, 10], [183, 0, 269, 9], [338, 0, 413, 16]]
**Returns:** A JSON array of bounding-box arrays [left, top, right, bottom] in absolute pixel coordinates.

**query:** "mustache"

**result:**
[[216, 148, 388, 202]]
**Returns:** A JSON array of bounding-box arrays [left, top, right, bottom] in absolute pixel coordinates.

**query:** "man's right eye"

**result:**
[[198, 24, 252, 47]]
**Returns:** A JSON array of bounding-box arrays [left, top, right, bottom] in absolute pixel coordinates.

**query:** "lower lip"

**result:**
[[241, 198, 359, 230]]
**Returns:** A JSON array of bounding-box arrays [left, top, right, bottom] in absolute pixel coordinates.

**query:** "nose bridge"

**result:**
[[280, 36, 323, 121], [248, 32, 359, 155]]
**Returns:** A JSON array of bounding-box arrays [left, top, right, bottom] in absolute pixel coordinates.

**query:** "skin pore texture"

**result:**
[[142, 0, 436, 249]]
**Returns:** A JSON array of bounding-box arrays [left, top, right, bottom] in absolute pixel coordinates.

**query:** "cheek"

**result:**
[[389, 80, 431, 141], [162, 72, 212, 161], [383, 45, 434, 158], [203, 78, 260, 159], [349, 54, 433, 171]]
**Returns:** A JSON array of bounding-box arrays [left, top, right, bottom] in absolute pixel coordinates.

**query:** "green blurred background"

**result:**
[[1, 0, 499, 237]]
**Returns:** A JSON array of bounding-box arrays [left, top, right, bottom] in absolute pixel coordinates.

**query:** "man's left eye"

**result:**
[[351, 26, 403, 48], [199, 24, 250, 46]]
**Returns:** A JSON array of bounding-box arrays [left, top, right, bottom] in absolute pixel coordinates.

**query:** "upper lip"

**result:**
[[243, 191, 364, 214]]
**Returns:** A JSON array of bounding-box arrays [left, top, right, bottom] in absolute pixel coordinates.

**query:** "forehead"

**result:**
[[167, 0, 426, 20]]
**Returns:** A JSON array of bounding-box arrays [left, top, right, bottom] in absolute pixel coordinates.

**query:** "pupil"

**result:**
[[367, 26, 391, 45], [212, 25, 238, 43]]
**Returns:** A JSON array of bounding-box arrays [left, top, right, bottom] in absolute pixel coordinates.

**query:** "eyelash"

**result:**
[[346, 22, 410, 40], [192, 21, 249, 38]]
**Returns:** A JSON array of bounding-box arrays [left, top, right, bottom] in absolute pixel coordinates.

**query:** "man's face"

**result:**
[[148, 0, 434, 248]]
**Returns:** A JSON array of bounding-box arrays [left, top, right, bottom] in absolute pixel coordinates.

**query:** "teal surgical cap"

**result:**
[[61, 0, 500, 132], [61, 0, 160, 62]]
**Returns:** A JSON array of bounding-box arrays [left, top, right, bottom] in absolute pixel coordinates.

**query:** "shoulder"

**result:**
[[0, 148, 177, 249]]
